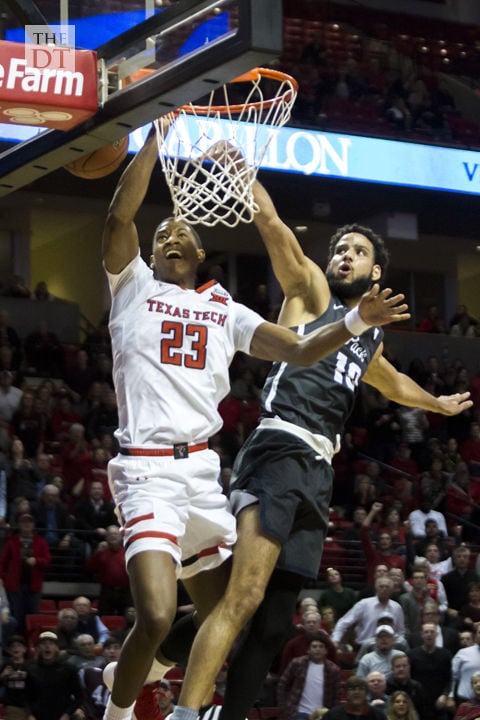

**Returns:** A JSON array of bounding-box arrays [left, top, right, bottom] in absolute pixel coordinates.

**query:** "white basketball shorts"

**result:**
[[108, 449, 236, 579]]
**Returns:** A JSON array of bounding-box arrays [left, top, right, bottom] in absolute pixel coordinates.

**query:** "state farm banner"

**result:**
[[0, 40, 98, 130]]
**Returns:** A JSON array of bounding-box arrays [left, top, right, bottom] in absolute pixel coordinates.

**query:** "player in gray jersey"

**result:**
[[167, 179, 472, 720]]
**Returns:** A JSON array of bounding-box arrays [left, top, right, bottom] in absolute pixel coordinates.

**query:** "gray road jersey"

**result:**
[[261, 295, 384, 444]]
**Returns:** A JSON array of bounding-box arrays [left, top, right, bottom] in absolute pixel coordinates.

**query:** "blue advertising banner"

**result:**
[[3, 120, 480, 195]]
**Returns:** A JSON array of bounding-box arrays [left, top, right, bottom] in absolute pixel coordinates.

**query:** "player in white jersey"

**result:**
[[101, 120, 410, 720]]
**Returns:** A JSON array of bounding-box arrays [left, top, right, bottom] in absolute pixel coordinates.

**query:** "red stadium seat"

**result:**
[[100, 615, 126, 631], [38, 598, 57, 614], [57, 600, 73, 610]]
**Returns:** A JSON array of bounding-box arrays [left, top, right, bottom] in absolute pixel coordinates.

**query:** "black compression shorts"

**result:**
[[229, 428, 334, 578]]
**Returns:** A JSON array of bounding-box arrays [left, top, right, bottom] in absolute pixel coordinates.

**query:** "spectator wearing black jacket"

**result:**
[[408, 622, 451, 720], [25, 631, 84, 720], [74, 481, 117, 552], [442, 546, 479, 624], [386, 654, 427, 719]]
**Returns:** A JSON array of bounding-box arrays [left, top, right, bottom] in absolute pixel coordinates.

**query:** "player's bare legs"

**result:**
[[174, 505, 281, 712], [106, 550, 177, 714], [182, 559, 232, 625]]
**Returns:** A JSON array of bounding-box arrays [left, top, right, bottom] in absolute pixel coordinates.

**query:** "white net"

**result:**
[[154, 68, 298, 227]]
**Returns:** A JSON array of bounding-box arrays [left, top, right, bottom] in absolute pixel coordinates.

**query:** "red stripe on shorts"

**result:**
[[124, 513, 155, 529], [182, 541, 228, 567], [126, 530, 178, 547], [198, 542, 227, 558]]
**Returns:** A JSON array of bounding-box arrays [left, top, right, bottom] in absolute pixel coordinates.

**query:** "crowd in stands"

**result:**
[[279, 6, 480, 148], [417, 303, 480, 338], [0, 279, 480, 717], [2, 1, 480, 718]]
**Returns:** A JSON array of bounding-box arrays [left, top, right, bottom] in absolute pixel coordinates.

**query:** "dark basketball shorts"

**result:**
[[229, 428, 334, 578]]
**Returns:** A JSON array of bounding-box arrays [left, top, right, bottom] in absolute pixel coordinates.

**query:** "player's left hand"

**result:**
[[435, 391, 473, 416], [358, 284, 410, 327]]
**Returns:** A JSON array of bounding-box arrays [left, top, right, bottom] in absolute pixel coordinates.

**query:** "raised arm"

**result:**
[[102, 120, 168, 273], [250, 284, 409, 364], [363, 502, 383, 529], [253, 181, 330, 320], [360, 502, 382, 568], [363, 351, 472, 416]]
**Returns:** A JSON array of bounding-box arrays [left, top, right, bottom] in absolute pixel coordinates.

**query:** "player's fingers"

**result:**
[[378, 287, 392, 299], [385, 292, 406, 305]]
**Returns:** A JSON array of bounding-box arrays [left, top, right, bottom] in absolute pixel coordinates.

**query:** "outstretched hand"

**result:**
[[436, 391, 473, 416], [358, 284, 410, 327]]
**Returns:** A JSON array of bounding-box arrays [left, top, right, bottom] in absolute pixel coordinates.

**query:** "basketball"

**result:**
[[64, 136, 129, 179]]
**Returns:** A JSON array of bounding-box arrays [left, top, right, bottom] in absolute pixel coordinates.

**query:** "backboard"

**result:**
[[0, 0, 283, 196]]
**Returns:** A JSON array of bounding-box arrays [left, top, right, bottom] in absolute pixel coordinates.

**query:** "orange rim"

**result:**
[[176, 67, 298, 117]]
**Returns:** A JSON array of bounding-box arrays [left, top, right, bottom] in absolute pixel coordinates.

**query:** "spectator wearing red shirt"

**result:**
[[446, 462, 474, 516], [445, 462, 478, 542], [361, 503, 406, 586], [59, 422, 92, 498], [417, 304, 443, 333], [50, 393, 82, 440], [86, 525, 131, 615], [0, 512, 51, 631], [387, 443, 419, 484], [378, 508, 406, 552], [70, 447, 112, 504], [454, 671, 480, 720]]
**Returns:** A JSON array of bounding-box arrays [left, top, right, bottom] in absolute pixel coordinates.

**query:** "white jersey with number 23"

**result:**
[[106, 252, 264, 448]]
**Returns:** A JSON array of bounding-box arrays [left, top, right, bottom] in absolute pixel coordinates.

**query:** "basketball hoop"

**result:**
[[154, 67, 298, 227]]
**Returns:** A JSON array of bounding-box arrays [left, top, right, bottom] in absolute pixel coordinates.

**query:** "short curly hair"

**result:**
[[327, 223, 390, 279]]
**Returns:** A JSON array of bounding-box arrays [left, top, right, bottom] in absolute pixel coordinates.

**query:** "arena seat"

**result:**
[[100, 615, 126, 631], [38, 598, 57, 613]]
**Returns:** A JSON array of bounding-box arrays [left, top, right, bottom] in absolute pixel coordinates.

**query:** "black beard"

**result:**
[[325, 270, 373, 301]]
